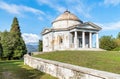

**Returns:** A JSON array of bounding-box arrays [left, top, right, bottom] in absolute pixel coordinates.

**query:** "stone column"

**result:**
[[89, 32, 92, 48], [74, 31, 78, 48], [96, 32, 99, 48], [82, 31, 85, 48]]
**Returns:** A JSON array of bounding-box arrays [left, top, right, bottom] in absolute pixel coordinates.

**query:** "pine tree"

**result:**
[[10, 17, 21, 37], [10, 17, 27, 59]]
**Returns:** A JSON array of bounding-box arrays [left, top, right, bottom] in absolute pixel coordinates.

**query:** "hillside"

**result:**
[[26, 44, 38, 53]]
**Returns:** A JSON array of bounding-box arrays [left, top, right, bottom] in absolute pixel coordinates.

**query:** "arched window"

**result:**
[[58, 36, 63, 44], [60, 37, 63, 44]]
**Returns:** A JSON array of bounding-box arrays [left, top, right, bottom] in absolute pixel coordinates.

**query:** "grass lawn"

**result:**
[[34, 51, 120, 74], [0, 60, 57, 79]]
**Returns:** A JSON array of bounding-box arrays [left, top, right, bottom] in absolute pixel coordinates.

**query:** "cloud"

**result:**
[[66, 0, 92, 18], [96, 21, 120, 30], [22, 33, 40, 44], [37, 0, 92, 18], [37, 0, 66, 13], [103, 0, 120, 6], [0, 1, 44, 15]]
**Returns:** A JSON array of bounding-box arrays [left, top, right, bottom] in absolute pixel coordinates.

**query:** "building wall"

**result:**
[[53, 31, 70, 50], [24, 55, 120, 79], [43, 31, 70, 52], [52, 20, 81, 29], [43, 32, 53, 52]]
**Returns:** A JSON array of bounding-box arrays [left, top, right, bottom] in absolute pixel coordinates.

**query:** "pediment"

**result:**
[[76, 22, 102, 30], [81, 25, 95, 29], [42, 29, 50, 34]]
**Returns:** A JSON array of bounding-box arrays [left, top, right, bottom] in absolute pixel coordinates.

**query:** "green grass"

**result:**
[[34, 51, 120, 74], [0, 60, 57, 79]]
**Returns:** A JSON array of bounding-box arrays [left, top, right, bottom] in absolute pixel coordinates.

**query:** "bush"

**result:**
[[113, 47, 120, 51], [99, 36, 117, 50]]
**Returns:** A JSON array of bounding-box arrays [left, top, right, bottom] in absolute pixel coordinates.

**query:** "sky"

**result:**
[[0, 0, 120, 44]]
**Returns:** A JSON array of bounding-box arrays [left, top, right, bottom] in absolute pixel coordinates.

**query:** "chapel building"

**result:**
[[42, 10, 102, 52]]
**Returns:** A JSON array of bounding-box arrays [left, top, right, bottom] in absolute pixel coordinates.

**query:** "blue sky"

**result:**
[[0, 0, 120, 44]]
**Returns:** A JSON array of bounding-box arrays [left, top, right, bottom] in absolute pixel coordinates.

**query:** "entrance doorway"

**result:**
[[78, 37, 82, 48]]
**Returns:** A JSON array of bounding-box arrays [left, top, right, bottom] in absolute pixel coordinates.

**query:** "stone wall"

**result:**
[[24, 54, 120, 79]]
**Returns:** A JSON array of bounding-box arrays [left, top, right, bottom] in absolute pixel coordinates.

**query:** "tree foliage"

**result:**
[[38, 40, 43, 52], [13, 38, 27, 59], [0, 43, 2, 59], [99, 36, 117, 50], [0, 35, 3, 58], [115, 39, 120, 47], [114, 32, 120, 51], [10, 17, 21, 37], [10, 17, 27, 59], [0, 31, 16, 59], [117, 32, 120, 39], [0, 17, 27, 60]]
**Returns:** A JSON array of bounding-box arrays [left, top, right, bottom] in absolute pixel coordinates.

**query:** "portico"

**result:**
[[71, 31, 99, 49]]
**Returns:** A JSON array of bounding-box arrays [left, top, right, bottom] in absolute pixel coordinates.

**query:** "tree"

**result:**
[[0, 31, 16, 59], [114, 32, 120, 51], [117, 32, 120, 39], [99, 36, 117, 50], [13, 38, 27, 59], [115, 39, 120, 47], [0, 43, 2, 59], [38, 40, 43, 52], [0, 34, 3, 59], [115, 32, 120, 46], [10, 17, 21, 37], [10, 17, 27, 59], [0, 17, 27, 60]]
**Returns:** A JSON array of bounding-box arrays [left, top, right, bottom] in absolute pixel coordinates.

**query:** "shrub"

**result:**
[[99, 36, 117, 50]]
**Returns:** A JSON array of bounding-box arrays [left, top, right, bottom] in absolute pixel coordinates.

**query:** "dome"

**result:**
[[52, 10, 83, 23], [52, 10, 83, 29]]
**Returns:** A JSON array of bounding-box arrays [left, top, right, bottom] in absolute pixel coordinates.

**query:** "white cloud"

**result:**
[[0, 1, 44, 15], [37, 0, 91, 18], [0, 1, 20, 15], [96, 21, 120, 30], [38, 16, 44, 21], [22, 33, 40, 44], [67, 0, 92, 18], [20, 5, 45, 15], [103, 0, 120, 6], [37, 0, 66, 13]]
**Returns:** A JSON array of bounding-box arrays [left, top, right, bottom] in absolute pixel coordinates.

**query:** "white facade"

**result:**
[[42, 11, 102, 52]]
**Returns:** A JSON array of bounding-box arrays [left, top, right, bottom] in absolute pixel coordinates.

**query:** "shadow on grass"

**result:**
[[0, 60, 49, 79]]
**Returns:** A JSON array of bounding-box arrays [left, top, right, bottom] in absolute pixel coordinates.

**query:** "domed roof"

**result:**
[[52, 10, 83, 23]]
